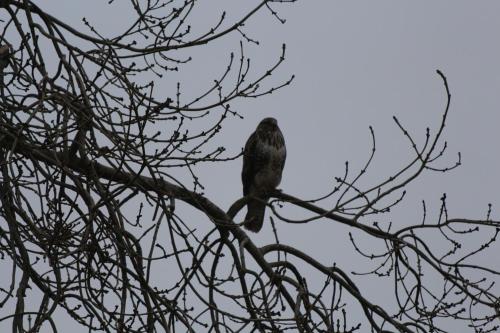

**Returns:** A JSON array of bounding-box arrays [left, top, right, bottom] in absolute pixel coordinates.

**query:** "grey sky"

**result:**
[[6, 0, 500, 331], [199, 0, 500, 274]]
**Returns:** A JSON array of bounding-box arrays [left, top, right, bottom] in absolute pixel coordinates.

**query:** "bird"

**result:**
[[241, 117, 286, 232]]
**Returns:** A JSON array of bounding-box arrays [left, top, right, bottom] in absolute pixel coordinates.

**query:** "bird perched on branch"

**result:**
[[0, 44, 11, 76], [242, 117, 286, 232]]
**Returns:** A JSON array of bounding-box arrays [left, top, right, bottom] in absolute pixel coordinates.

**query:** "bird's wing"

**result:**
[[242, 132, 257, 196]]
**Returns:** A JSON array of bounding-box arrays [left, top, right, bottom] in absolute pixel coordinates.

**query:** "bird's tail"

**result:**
[[244, 197, 267, 233]]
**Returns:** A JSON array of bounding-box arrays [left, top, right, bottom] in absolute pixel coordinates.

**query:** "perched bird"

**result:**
[[0, 44, 10, 76], [242, 118, 286, 232]]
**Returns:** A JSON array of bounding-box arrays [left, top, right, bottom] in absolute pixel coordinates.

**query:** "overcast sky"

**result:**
[[193, 0, 500, 284], [9, 0, 500, 331]]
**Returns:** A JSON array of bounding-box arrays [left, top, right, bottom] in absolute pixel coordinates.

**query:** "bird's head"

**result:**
[[257, 117, 278, 132]]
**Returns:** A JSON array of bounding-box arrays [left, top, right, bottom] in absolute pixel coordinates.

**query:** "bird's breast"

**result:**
[[253, 143, 285, 191]]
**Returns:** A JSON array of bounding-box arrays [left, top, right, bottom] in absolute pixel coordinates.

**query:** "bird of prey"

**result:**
[[242, 118, 286, 232]]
